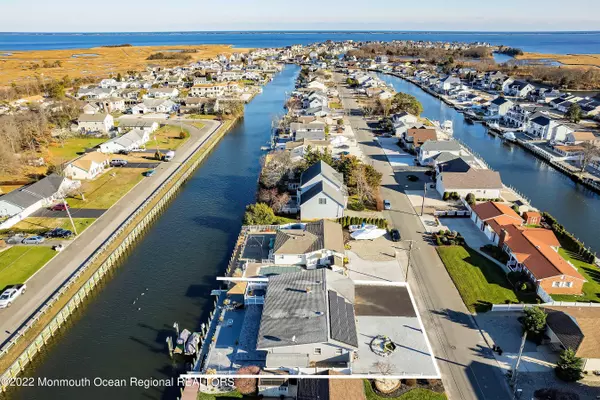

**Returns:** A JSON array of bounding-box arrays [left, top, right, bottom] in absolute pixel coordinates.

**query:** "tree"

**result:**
[[555, 348, 584, 382], [391, 92, 423, 116], [271, 192, 291, 213], [235, 365, 260, 395], [303, 147, 334, 169], [465, 193, 475, 206], [260, 150, 293, 188], [579, 142, 600, 172], [567, 103, 582, 123], [378, 98, 392, 117], [243, 203, 275, 225], [521, 307, 547, 337], [116, 72, 122, 82]]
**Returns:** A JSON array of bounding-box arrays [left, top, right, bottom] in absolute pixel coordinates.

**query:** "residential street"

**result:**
[[336, 74, 511, 400], [0, 119, 221, 348]]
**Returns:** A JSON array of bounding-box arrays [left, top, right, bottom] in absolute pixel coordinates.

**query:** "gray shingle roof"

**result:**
[[300, 181, 345, 206], [273, 220, 344, 255], [420, 140, 462, 152], [301, 161, 343, 189], [0, 174, 65, 210]]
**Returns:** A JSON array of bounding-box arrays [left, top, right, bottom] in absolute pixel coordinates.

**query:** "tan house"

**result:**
[[64, 152, 111, 180]]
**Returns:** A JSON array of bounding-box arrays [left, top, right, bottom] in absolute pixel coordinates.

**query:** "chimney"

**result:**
[[499, 229, 510, 248]]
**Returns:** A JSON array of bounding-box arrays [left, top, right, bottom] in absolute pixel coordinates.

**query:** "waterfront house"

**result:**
[[566, 131, 598, 144], [0, 174, 77, 229], [436, 75, 461, 94], [285, 139, 330, 163], [436, 168, 503, 199], [404, 128, 437, 150], [418, 140, 464, 166], [391, 111, 418, 127], [64, 152, 110, 180], [527, 115, 574, 142], [99, 128, 150, 153], [488, 96, 513, 118], [471, 202, 524, 245], [505, 80, 535, 98], [257, 268, 359, 371], [290, 122, 326, 141], [298, 161, 347, 220], [553, 145, 585, 157], [77, 113, 114, 134], [271, 219, 345, 268], [544, 307, 600, 371]]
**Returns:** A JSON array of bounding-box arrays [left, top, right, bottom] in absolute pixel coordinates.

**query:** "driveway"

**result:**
[[346, 250, 407, 283], [377, 137, 416, 168], [440, 217, 492, 250], [31, 208, 107, 218]]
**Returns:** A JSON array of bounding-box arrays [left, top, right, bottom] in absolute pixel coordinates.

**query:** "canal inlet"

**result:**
[[377, 72, 600, 254], [2, 65, 299, 400]]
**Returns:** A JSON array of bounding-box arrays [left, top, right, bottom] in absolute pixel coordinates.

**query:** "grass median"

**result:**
[[0, 247, 57, 290], [437, 245, 536, 312]]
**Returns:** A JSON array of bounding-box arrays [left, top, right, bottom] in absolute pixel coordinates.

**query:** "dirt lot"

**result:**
[[0, 44, 248, 86]]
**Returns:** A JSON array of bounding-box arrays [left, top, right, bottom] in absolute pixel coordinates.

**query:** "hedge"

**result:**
[[542, 212, 595, 263], [337, 216, 388, 229]]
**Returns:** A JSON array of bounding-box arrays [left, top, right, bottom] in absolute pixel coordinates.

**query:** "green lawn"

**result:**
[[48, 137, 107, 163], [187, 114, 218, 120], [437, 245, 536, 312], [0, 246, 57, 290], [145, 125, 190, 150], [364, 381, 446, 400], [329, 101, 342, 109], [68, 168, 145, 209], [10, 218, 95, 236], [552, 248, 600, 303], [197, 390, 243, 400]]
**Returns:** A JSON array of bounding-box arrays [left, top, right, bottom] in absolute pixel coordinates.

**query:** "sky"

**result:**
[[1, 0, 600, 32]]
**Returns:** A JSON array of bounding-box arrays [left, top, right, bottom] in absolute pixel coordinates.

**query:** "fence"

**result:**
[[0, 120, 236, 392], [433, 210, 471, 217], [491, 301, 600, 312]]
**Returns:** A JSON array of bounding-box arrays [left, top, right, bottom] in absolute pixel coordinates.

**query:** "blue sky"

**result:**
[[1, 0, 599, 32]]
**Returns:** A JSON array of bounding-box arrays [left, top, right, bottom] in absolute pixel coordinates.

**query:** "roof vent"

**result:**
[[305, 286, 312, 293]]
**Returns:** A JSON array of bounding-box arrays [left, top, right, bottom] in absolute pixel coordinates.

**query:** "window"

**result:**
[[319, 198, 327, 205], [552, 282, 560, 288], [314, 348, 322, 355], [335, 348, 343, 356]]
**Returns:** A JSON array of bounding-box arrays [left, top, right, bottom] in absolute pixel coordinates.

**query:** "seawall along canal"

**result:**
[[2, 64, 300, 400], [377, 72, 600, 254]]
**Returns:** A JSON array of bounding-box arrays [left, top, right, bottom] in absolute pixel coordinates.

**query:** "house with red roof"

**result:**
[[471, 202, 585, 296]]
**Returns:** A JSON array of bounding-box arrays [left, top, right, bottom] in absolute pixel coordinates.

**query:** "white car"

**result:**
[[383, 200, 391, 210], [0, 284, 27, 309]]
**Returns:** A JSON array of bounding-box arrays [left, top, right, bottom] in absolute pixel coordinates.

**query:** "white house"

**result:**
[[146, 87, 179, 99], [64, 152, 111, 180], [99, 129, 150, 153], [118, 119, 159, 133], [436, 168, 503, 199], [418, 140, 464, 166], [140, 98, 178, 113], [77, 113, 114, 134], [298, 161, 347, 220], [488, 97, 514, 117], [527, 115, 574, 141], [505, 80, 535, 98], [190, 83, 227, 98]]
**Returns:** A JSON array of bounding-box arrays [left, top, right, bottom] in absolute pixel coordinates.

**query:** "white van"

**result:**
[[164, 151, 175, 162]]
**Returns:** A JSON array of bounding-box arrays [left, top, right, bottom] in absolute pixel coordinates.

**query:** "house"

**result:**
[[437, 76, 461, 93], [306, 80, 327, 92], [527, 115, 574, 141], [190, 83, 226, 98], [392, 111, 418, 127], [77, 87, 113, 99], [64, 152, 111, 180], [103, 98, 126, 113], [298, 161, 347, 220], [118, 119, 159, 133], [544, 307, 600, 371], [290, 122, 326, 141], [404, 128, 437, 150], [553, 145, 585, 157], [566, 131, 598, 144], [99, 129, 150, 153], [418, 140, 464, 165], [77, 113, 114, 134], [0, 174, 76, 229], [505, 80, 535, 98], [146, 87, 179, 98], [257, 268, 358, 370], [471, 202, 524, 245], [285, 139, 330, 162], [523, 211, 541, 225], [82, 103, 101, 114], [271, 220, 345, 268], [578, 98, 600, 117], [436, 169, 503, 199], [488, 97, 514, 117], [140, 98, 178, 113], [500, 224, 585, 296]]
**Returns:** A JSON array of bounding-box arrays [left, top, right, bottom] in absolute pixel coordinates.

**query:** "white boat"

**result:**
[[350, 227, 387, 240], [441, 120, 453, 135], [503, 131, 517, 142]]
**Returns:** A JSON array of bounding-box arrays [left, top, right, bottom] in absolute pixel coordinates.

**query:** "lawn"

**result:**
[[145, 125, 190, 150], [364, 381, 446, 400], [437, 245, 536, 312], [552, 248, 600, 303], [68, 168, 145, 209], [0, 246, 57, 290], [187, 114, 218, 120], [329, 101, 342, 109], [47, 137, 108, 164], [11, 218, 96, 236]]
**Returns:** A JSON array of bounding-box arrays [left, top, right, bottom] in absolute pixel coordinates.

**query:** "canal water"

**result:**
[[378, 73, 600, 254], [4, 65, 299, 400]]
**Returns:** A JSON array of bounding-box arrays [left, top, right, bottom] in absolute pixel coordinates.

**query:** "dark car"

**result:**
[[45, 228, 73, 238], [117, 150, 130, 155], [390, 229, 401, 242], [110, 159, 128, 167], [50, 203, 69, 211]]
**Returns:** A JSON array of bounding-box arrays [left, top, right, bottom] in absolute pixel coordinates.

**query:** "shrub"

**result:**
[[403, 378, 417, 387], [349, 200, 365, 211], [521, 307, 547, 342], [435, 236, 442, 246], [443, 192, 450, 201], [555, 349, 584, 382], [466, 193, 475, 205], [243, 203, 275, 225], [235, 365, 260, 394]]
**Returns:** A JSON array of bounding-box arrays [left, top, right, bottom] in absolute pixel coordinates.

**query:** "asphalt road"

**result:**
[[0, 119, 222, 348], [336, 74, 511, 400]]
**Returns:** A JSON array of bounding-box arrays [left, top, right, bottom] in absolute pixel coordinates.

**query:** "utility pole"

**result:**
[[62, 198, 77, 235], [421, 182, 427, 216], [511, 330, 528, 398], [404, 240, 416, 282]]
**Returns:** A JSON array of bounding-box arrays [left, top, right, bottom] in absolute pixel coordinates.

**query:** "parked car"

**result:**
[[0, 284, 26, 309], [45, 228, 73, 238], [117, 149, 130, 155], [5, 234, 26, 245], [50, 203, 69, 211], [143, 169, 156, 177], [384, 200, 391, 210], [110, 159, 128, 167], [22, 236, 45, 245], [390, 229, 401, 242], [163, 150, 175, 162]]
